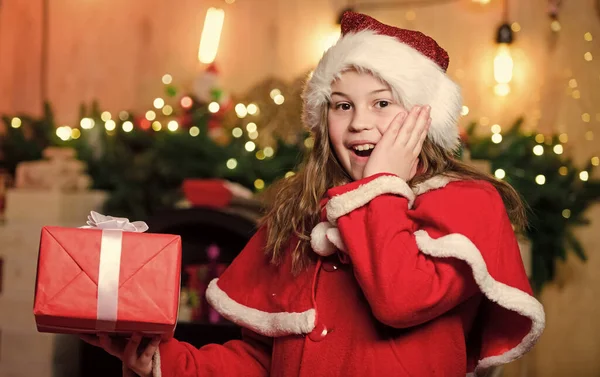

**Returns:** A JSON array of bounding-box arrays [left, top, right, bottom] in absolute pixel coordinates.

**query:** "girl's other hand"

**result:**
[[80, 333, 160, 377]]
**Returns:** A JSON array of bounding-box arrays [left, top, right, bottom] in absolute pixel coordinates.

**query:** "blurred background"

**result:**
[[0, 0, 599, 376]]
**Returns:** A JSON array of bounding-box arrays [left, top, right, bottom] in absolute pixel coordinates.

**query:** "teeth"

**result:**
[[353, 144, 375, 151]]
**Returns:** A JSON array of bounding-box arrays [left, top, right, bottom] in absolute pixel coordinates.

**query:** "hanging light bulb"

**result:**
[[198, 8, 225, 64], [493, 23, 514, 96]]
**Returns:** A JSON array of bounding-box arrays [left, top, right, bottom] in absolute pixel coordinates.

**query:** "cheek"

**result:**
[[327, 116, 345, 147]]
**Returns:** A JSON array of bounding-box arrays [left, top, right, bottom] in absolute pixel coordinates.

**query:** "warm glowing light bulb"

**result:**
[[226, 158, 237, 169], [494, 44, 513, 83], [535, 175, 546, 185], [264, 147, 274, 157], [11, 117, 22, 128], [198, 8, 225, 64]]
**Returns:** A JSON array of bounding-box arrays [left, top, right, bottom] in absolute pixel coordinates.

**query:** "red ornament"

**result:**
[[217, 97, 233, 115], [135, 116, 151, 131], [207, 118, 221, 131], [205, 63, 220, 76], [180, 96, 194, 109], [178, 113, 193, 129], [547, 0, 562, 19]]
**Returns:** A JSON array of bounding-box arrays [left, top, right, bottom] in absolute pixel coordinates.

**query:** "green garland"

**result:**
[[465, 118, 600, 292], [1, 100, 305, 221]]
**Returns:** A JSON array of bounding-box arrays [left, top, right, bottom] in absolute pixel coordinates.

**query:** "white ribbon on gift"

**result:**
[[81, 211, 148, 331]]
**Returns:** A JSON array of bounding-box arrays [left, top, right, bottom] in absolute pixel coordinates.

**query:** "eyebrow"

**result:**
[[331, 88, 391, 97]]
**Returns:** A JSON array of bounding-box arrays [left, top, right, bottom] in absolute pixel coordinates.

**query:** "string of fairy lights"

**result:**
[[8, 71, 290, 191], [463, 5, 598, 203], [7, 0, 598, 195], [485, 22, 597, 219]]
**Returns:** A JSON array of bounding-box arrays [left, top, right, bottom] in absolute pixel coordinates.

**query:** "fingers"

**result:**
[[416, 117, 431, 149], [395, 105, 422, 144], [83, 332, 157, 377], [99, 333, 131, 359], [120, 334, 160, 375], [123, 333, 143, 365], [138, 336, 161, 367], [406, 105, 431, 149], [382, 111, 407, 144], [98, 334, 120, 357], [80, 334, 102, 347]]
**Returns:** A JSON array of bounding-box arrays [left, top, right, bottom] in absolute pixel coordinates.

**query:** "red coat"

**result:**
[[144, 173, 545, 377]]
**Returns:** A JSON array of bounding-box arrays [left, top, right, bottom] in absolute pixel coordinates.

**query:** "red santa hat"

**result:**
[[303, 11, 462, 151]]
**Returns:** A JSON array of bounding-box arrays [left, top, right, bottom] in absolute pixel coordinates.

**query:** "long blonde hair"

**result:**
[[260, 98, 526, 274]]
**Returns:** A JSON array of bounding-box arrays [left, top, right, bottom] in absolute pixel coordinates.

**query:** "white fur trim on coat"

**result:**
[[412, 175, 454, 196], [310, 221, 337, 256], [303, 30, 462, 151], [326, 175, 415, 224], [311, 174, 452, 256], [205, 279, 316, 337], [325, 227, 346, 251], [152, 350, 161, 377], [310, 221, 347, 255], [414, 230, 545, 374]]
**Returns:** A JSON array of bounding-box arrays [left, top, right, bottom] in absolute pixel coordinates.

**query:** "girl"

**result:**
[[84, 11, 545, 377]]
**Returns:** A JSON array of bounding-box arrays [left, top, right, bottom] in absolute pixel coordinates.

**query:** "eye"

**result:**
[[335, 103, 352, 111], [375, 100, 391, 109]]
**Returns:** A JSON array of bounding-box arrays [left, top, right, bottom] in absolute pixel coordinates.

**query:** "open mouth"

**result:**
[[351, 144, 375, 157]]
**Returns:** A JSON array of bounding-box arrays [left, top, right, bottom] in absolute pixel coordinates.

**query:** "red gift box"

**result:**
[[33, 219, 182, 337]]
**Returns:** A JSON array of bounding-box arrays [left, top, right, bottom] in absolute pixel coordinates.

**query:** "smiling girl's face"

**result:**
[[327, 70, 407, 180]]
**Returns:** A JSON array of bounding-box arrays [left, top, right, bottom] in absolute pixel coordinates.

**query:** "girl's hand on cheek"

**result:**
[[364, 105, 431, 181]]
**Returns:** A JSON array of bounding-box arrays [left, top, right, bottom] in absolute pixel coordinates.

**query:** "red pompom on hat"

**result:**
[[303, 11, 462, 151]]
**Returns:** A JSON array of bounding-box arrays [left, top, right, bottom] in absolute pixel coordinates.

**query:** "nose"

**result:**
[[349, 108, 376, 132]]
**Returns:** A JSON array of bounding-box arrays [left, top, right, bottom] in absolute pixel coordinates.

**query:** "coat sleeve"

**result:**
[[325, 173, 522, 329], [150, 328, 272, 377]]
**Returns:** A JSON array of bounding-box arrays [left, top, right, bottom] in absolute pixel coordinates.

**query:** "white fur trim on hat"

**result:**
[[303, 30, 462, 151], [414, 230, 545, 374], [205, 278, 316, 337], [326, 175, 415, 224]]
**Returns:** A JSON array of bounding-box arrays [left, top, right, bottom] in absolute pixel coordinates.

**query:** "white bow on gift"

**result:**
[[80, 211, 149, 331], [82, 211, 149, 233]]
